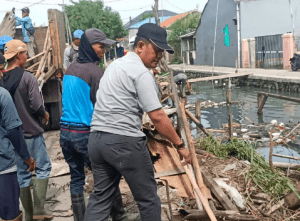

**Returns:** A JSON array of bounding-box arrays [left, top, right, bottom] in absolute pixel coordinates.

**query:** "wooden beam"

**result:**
[[201, 170, 239, 211], [258, 92, 300, 104], [154, 167, 185, 178], [188, 72, 251, 83]]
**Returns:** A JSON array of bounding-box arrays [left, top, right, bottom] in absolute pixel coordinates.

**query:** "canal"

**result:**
[[187, 82, 300, 164]]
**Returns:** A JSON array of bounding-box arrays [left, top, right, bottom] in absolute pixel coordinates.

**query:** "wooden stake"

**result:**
[[185, 109, 210, 137], [180, 102, 212, 200], [184, 165, 217, 221], [195, 99, 201, 134], [227, 89, 233, 138]]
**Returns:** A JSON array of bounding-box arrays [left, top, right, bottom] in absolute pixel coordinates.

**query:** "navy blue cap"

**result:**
[[137, 23, 174, 54]]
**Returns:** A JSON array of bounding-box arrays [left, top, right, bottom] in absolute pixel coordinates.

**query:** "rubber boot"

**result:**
[[71, 193, 86, 221], [32, 179, 53, 220], [2, 211, 23, 221], [19, 186, 33, 221]]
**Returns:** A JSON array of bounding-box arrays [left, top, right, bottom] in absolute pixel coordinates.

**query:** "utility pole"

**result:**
[[153, 0, 160, 26], [161, 0, 164, 23]]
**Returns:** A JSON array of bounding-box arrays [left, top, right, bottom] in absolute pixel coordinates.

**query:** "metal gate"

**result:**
[[255, 34, 283, 69]]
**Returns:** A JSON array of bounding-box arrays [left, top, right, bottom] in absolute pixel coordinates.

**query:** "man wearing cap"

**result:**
[[7, 7, 35, 58], [63, 29, 84, 72], [60, 28, 125, 221], [84, 23, 191, 221], [1, 40, 52, 221], [0, 52, 36, 221]]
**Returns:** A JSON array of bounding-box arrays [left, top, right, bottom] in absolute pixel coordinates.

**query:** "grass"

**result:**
[[197, 137, 300, 199]]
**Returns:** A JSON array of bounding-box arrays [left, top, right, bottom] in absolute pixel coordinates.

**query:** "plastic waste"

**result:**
[[214, 179, 246, 209], [241, 128, 248, 133], [271, 120, 278, 126]]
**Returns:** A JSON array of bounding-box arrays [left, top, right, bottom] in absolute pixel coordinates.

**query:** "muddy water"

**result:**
[[186, 82, 300, 163]]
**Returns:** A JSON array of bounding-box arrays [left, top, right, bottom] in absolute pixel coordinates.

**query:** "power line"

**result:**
[[116, 3, 152, 12], [4, 0, 61, 5], [164, 0, 186, 12]]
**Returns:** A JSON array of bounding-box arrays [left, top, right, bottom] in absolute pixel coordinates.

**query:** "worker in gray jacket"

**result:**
[[1, 40, 52, 221], [0, 52, 36, 221]]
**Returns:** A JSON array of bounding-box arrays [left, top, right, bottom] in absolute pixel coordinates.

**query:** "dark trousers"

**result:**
[[84, 132, 161, 221], [0, 172, 20, 220], [60, 125, 92, 194]]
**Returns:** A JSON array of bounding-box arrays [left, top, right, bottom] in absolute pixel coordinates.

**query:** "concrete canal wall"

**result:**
[[170, 64, 300, 92]]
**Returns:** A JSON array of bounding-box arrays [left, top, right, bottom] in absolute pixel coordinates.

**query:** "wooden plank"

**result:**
[[154, 167, 185, 178], [147, 137, 194, 198], [258, 92, 300, 104], [54, 13, 62, 68], [48, 20, 58, 68], [188, 72, 251, 83], [201, 170, 239, 211]]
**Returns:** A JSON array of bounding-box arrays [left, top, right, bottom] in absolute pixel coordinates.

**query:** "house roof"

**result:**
[[160, 10, 198, 28], [124, 10, 177, 29], [130, 16, 171, 29]]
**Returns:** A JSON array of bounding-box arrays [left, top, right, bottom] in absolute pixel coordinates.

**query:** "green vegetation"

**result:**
[[168, 12, 201, 59], [170, 58, 183, 64], [139, 13, 153, 21], [198, 137, 300, 199], [65, 0, 128, 39]]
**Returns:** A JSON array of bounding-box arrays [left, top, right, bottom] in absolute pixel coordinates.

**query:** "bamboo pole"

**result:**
[[184, 165, 217, 221], [35, 47, 51, 79], [180, 102, 212, 199], [26, 50, 47, 63], [42, 27, 50, 51], [284, 122, 300, 140], [272, 154, 300, 161], [170, 69, 203, 210]]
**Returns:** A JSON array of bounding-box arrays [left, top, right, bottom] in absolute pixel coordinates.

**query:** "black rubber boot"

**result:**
[[71, 193, 86, 221]]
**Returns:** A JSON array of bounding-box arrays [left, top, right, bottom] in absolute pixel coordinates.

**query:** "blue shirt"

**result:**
[[15, 16, 34, 43], [0, 87, 22, 172]]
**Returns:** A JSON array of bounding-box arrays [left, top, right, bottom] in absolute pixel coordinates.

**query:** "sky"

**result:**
[[0, 0, 208, 27]]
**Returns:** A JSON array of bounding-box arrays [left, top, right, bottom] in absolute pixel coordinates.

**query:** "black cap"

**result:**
[[85, 28, 116, 45], [137, 23, 174, 54], [0, 52, 5, 65], [21, 7, 29, 13]]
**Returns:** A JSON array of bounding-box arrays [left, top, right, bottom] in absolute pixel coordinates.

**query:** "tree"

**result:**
[[65, 0, 128, 40], [139, 13, 153, 21], [168, 12, 201, 60]]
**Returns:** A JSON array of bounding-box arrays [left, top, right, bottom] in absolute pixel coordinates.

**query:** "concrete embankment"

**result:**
[[170, 64, 300, 92]]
